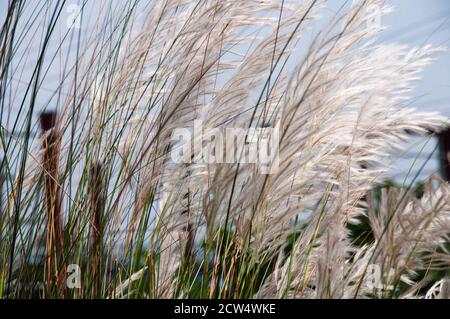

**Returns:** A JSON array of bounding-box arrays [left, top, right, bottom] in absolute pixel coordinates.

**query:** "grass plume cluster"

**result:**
[[0, 0, 449, 299]]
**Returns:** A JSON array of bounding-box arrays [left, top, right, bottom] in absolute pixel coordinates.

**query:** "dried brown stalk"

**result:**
[[40, 110, 65, 298]]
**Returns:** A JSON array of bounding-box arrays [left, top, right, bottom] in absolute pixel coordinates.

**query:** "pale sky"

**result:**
[[381, 0, 450, 182]]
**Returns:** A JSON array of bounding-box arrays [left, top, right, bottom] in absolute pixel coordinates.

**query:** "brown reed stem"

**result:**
[[40, 111, 65, 298], [182, 190, 194, 259], [88, 162, 104, 298]]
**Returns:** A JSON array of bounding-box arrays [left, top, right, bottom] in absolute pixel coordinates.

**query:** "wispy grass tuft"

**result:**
[[0, 0, 449, 299]]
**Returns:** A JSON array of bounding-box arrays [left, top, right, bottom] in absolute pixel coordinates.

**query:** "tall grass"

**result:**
[[0, 0, 449, 299]]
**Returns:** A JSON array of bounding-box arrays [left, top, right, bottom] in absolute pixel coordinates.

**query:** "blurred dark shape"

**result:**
[[39, 111, 57, 132]]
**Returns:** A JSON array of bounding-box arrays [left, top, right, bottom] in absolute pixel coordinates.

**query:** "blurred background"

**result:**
[[381, 0, 450, 183]]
